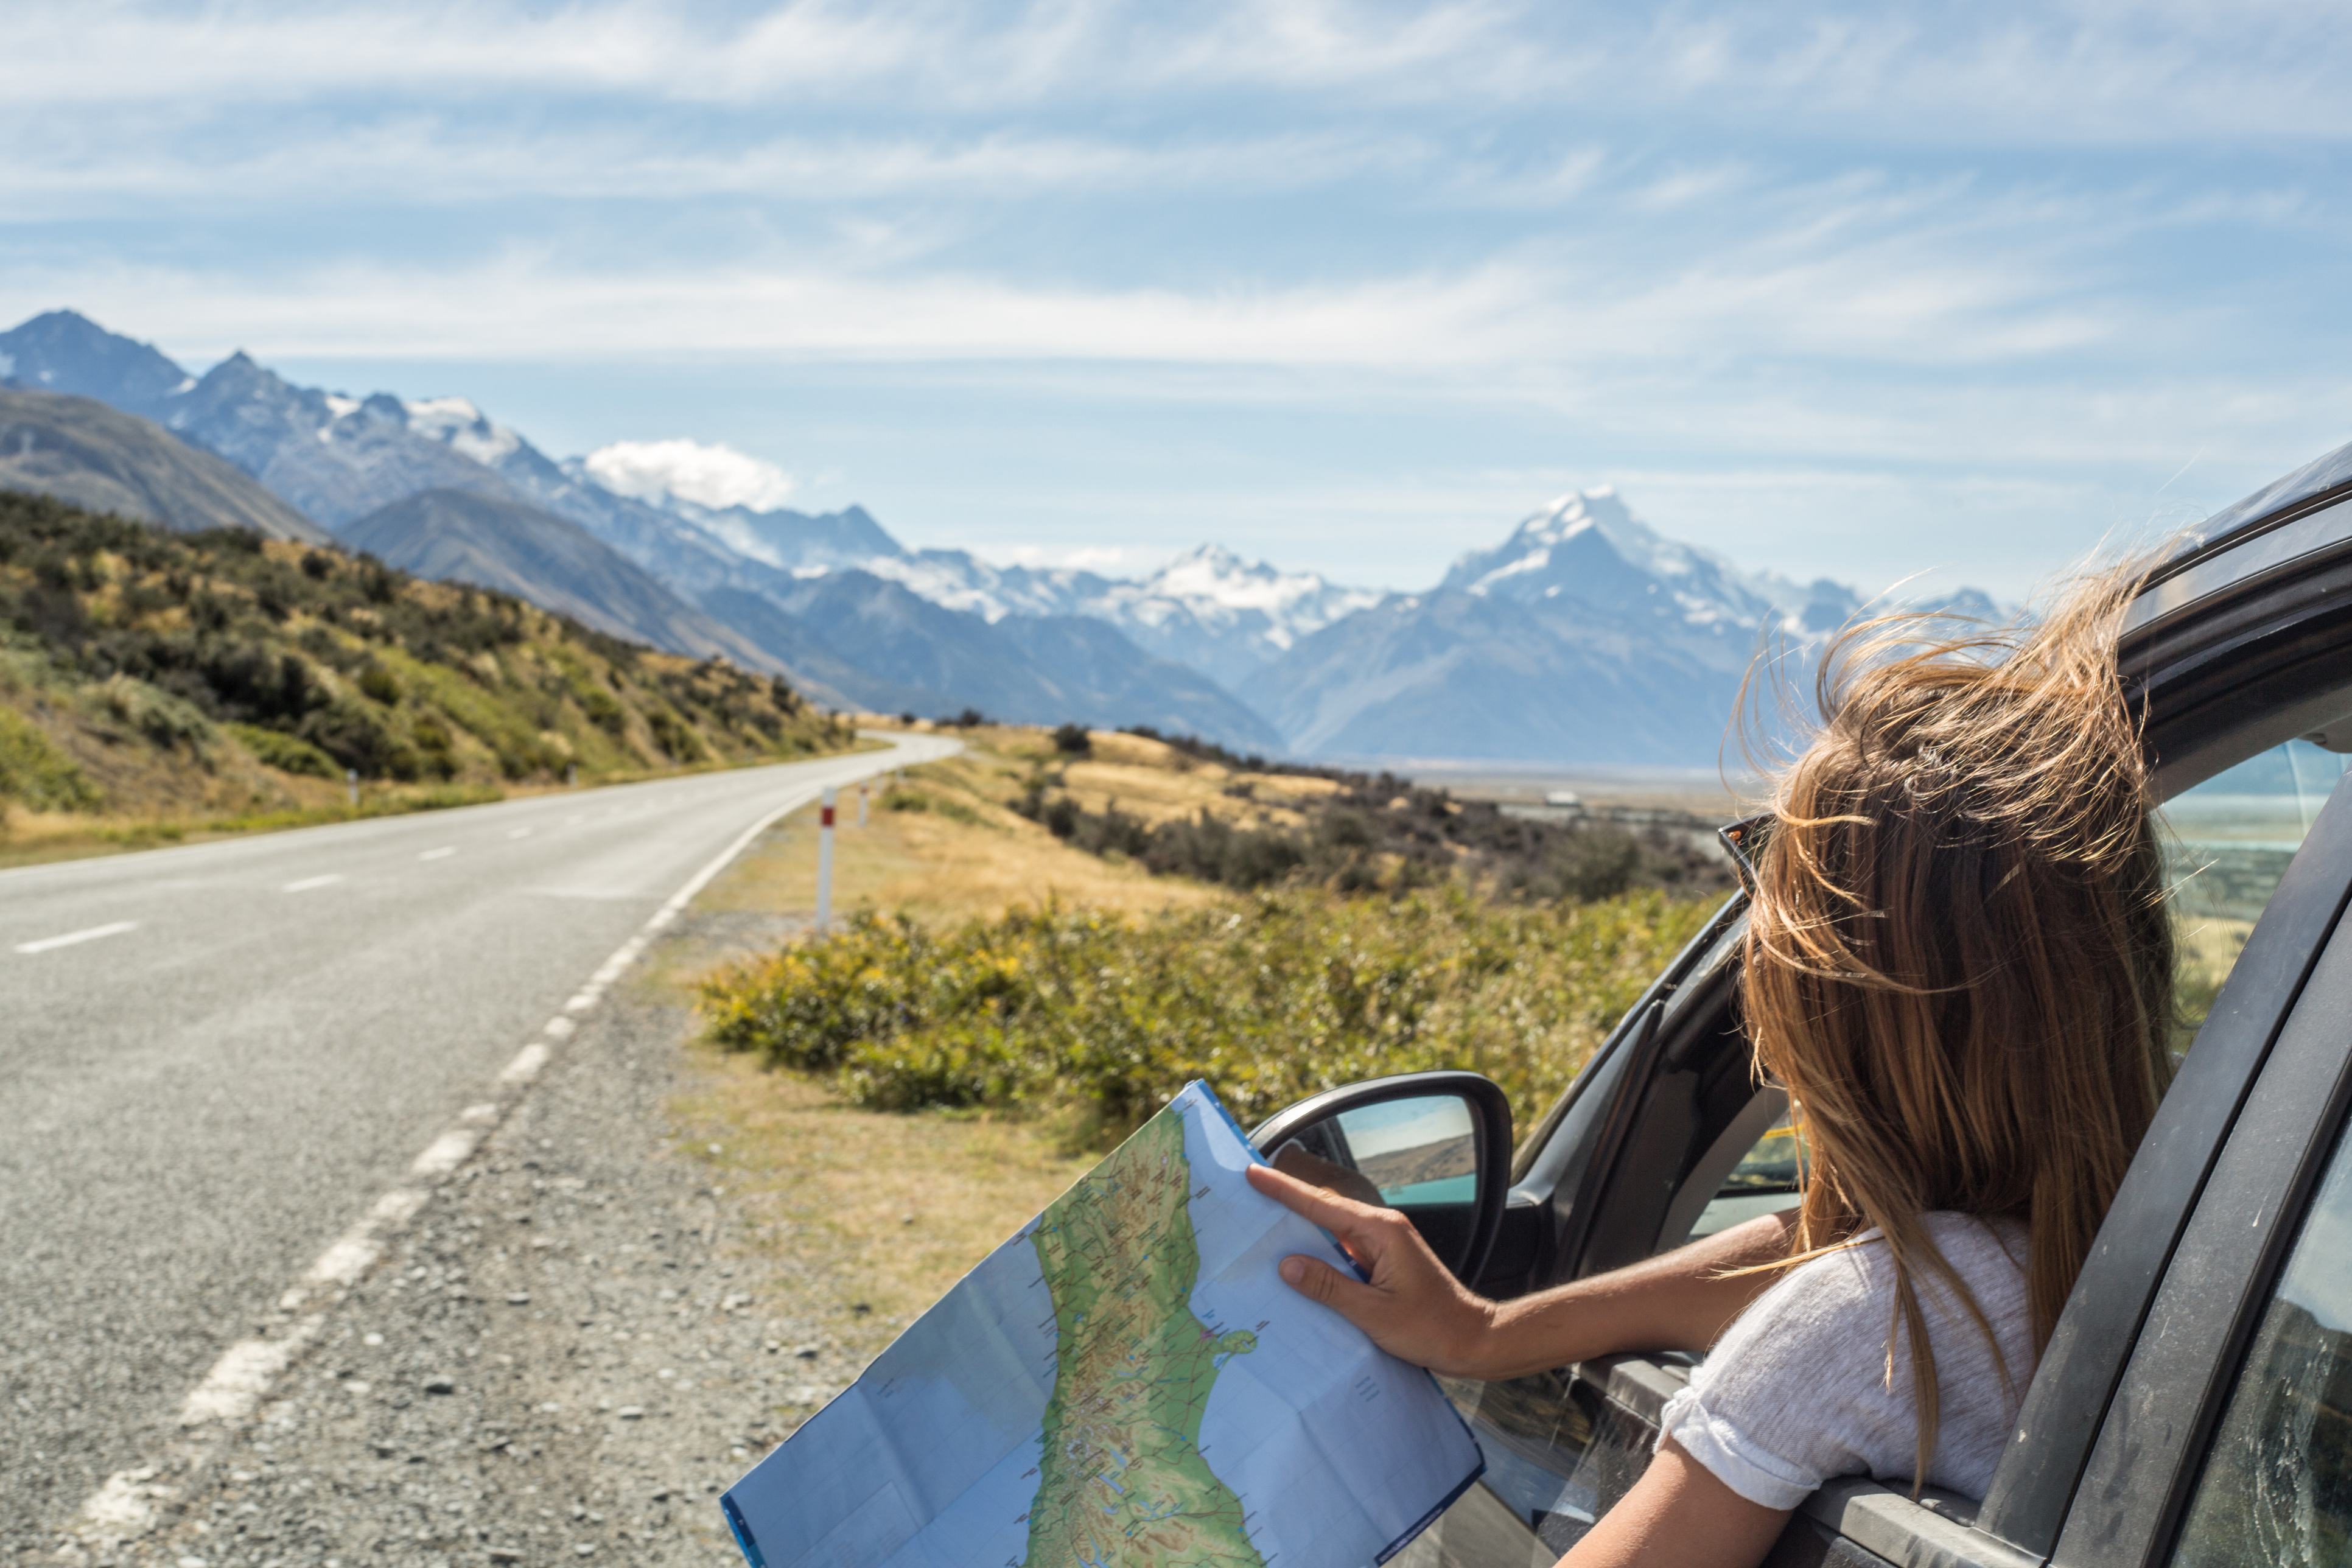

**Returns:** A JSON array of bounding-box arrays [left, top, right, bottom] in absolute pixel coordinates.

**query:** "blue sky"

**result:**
[[5, 1, 2351, 599]]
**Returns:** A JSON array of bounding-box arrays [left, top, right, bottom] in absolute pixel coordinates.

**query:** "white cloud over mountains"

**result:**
[[584, 439, 797, 513]]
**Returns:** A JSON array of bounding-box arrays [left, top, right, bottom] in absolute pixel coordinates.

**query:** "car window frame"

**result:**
[[1972, 763, 2352, 1556], [2042, 780, 2352, 1566]]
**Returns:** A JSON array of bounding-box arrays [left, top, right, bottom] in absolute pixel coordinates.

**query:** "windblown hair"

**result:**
[[1739, 563, 2175, 1489]]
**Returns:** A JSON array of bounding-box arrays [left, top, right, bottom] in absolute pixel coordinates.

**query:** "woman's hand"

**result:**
[[1244, 1161, 1500, 1378]]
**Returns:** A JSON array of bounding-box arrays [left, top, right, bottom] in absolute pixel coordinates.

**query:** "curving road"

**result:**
[[0, 733, 956, 1541]]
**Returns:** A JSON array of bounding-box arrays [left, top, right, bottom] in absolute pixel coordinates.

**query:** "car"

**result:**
[[1245, 435, 2352, 1568]]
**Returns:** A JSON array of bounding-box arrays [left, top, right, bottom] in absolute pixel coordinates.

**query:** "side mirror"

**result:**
[[1248, 1070, 1513, 1284]]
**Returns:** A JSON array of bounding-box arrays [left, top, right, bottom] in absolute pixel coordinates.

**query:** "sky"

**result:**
[[5, 1, 2352, 600]]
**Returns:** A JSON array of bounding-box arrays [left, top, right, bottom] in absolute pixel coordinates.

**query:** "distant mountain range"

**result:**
[[0, 309, 1998, 765]]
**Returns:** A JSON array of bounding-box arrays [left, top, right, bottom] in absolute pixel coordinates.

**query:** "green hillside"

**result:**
[[0, 491, 853, 852]]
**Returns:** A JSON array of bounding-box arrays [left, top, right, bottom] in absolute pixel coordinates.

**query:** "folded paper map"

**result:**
[[721, 1079, 1485, 1567]]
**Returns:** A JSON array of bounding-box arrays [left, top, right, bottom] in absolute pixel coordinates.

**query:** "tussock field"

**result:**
[[671, 727, 1726, 1332], [694, 724, 1727, 1150]]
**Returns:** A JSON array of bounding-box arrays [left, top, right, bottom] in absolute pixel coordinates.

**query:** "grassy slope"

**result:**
[[0, 490, 854, 861]]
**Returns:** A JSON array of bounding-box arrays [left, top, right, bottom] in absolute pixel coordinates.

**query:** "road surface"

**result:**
[[0, 734, 954, 1542]]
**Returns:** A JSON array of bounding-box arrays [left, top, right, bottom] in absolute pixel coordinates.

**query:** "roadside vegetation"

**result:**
[[704, 890, 1715, 1146], [1013, 722, 1725, 901], [696, 724, 1731, 1150], [0, 491, 851, 860]]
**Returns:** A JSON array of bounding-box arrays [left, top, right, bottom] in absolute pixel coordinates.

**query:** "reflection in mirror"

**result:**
[[1334, 1095, 1479, 1206]]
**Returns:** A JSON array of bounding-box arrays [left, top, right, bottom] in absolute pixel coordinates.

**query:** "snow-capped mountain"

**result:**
[[1440, 487, 1862, 642], [1, 307, 2010, 766]]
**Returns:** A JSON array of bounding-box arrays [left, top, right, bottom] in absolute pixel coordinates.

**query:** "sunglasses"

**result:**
[[1718, 813, 1773, 896]]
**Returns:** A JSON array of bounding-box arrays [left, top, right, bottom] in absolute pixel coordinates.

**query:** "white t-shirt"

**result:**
[[1657, 1211, 2037, 1510]]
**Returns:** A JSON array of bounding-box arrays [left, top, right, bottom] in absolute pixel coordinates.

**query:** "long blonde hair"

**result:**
[[1740, 564, 2175, 1486]]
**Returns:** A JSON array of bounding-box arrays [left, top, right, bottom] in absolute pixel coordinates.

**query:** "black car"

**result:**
[[1248, 436, 2352, 1567]]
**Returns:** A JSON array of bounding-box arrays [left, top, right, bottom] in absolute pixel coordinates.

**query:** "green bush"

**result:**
[[226, 723, 339, 779], [700, 888, 1723, 1143], [0, 705, 102, 811]]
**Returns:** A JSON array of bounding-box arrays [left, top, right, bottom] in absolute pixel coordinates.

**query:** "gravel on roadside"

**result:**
[[61, 908, 876, 1568]]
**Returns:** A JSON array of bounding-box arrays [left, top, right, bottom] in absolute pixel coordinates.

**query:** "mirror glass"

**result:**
[[1287, 1093, 1479, 1205]]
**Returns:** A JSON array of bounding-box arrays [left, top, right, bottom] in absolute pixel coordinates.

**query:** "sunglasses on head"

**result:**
[[1718, 813, 1773, 896]]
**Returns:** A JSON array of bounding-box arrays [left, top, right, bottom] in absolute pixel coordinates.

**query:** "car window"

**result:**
[[1690, 1113, 1802, 1240], [2168, 1114, 2352, 1565], [2164, 739, 2350, 1051]]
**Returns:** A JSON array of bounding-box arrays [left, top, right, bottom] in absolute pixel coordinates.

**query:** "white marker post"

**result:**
[[858, 782, 869, 828], [815, 787, 836, 935], [345, 768, 359, 809]]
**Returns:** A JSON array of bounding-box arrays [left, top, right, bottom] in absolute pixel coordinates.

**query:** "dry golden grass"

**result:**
[[1049, 728, 1336, 830], [698, 729, 1225, 925]]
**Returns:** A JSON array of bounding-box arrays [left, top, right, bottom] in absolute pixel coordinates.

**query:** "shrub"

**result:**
[[700, 888, 1723, 1143], [0, 705, 102, 811], [357, 665, 402, 705], [1052, 722, 1092, 754], [227, 723, 340, 779]]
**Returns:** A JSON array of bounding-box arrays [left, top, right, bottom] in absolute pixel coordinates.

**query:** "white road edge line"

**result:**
[[80, 741, 942, 1541], [15, 920, 138, 955], [419, 847, 456, 861], [282, 874, 344, 893]]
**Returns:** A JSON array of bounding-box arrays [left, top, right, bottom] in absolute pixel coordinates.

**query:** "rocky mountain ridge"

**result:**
[[0, 309, 2002, 765]]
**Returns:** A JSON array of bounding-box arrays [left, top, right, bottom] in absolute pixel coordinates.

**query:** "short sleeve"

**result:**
[[1655, 1247, 1903, 1510]]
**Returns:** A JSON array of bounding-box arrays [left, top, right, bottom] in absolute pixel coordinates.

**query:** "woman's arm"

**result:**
[[1244, 1163, 1797, 1379], [1561, 1439, 1793, 1568]]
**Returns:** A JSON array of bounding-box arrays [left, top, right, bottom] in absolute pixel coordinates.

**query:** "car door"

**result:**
[[1405, 461, 2352, 1563]]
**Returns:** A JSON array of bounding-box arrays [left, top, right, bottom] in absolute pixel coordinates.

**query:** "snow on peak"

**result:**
[[584, 438, 796, 514], [1138, 544, 1378, 635], [403, 395, 520, 466]]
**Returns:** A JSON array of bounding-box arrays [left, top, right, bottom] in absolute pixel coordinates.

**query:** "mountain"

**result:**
[[0, 389, 329, 543], [340, 489, 801, 681], [0, 311, 195, 413], [744, 570, 1282, 745], [1245, 489, 1939, 765], [2, 310, 2011, 768]]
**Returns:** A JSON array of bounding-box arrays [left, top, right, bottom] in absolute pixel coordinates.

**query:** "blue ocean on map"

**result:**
[[719, 1081, 1484, 1568]]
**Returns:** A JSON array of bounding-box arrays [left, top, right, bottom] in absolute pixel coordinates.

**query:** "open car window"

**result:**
[[2165, 738, 2351, 1049]]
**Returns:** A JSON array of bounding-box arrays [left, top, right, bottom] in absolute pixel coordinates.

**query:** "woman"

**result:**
[[1248, 567, 2177, 1567]]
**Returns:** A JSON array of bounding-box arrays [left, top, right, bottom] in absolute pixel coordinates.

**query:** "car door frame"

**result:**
[[1445, 463, 2352, 1566]]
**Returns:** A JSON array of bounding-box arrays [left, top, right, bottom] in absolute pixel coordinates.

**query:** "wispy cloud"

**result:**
[[8, 1, 2351, 138]]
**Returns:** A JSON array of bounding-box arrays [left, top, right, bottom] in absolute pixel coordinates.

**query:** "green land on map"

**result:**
[[1021, 1108, 1265, 1567]]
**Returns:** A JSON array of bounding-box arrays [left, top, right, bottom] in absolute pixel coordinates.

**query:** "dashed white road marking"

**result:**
[[507, 827, 533, 839], [80, 741, 954, 1547], [281, 874, 343, 893], [15, 920, 138, 954], [498, 1041, 550, 1085]]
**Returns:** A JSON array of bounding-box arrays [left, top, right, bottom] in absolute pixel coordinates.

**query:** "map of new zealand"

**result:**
[[720, 1081, 1483, 1568]]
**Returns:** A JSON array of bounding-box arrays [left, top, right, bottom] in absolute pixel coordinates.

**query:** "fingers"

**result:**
[[1278, 1253, 1374, 1314], [1247, 1160, 1384, 1234], [1270, 1144, 1388, 1210]]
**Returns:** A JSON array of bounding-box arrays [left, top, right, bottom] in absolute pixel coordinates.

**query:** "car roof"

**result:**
[[2126, 434, 2352, 636]]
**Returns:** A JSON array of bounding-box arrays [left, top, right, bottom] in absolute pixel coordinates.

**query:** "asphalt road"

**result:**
[[0, 734, 954, 1545]]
